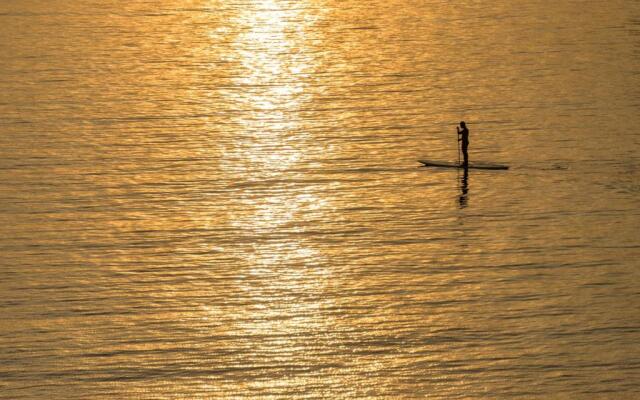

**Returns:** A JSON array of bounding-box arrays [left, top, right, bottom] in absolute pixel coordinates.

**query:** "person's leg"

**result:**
[[462, 145, 469, 166]]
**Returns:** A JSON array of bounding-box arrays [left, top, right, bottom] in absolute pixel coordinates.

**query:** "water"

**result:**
[[1, 1, 639, 398]]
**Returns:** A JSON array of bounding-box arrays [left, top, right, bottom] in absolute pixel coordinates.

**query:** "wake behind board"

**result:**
[[419, 160, 509, 170]]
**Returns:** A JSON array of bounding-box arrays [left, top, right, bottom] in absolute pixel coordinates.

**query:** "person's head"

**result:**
[[460, 121, 466, 128]]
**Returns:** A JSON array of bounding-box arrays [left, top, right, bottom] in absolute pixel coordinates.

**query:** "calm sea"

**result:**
[[1, 1, 639, 398]]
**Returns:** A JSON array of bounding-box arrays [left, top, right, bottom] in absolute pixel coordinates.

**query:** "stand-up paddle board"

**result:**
[[418, 160, 509, 170]]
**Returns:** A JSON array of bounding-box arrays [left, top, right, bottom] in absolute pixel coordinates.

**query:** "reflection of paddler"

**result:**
[[457, 121, 469, 167], [459, 167, 469, 208]]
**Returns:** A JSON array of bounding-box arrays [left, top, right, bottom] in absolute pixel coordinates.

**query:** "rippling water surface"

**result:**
[[1, 1, 640, 398]]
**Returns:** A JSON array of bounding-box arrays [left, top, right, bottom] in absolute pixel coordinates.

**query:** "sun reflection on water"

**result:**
[[205, 1, 341, 393], [208, 0, 326, 177]]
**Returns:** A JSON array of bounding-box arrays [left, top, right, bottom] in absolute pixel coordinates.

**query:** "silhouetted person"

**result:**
[[457, 121, 469, 167]]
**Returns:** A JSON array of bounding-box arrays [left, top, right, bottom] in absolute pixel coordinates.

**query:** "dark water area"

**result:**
[[1, 1, 639, 398]]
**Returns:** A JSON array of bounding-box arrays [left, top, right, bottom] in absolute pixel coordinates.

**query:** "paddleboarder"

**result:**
[[457, 121, 469, 167]]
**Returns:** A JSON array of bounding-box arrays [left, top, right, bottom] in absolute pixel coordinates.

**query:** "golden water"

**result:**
[[1, 1, 639, 398]]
